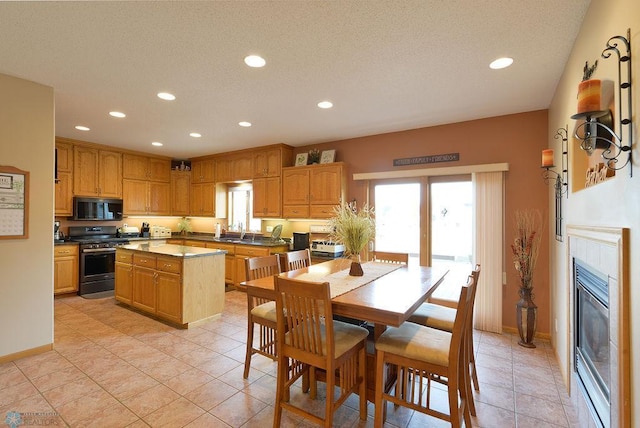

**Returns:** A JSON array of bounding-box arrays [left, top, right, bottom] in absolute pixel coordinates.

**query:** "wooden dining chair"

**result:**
[[371, 251, 409, 264], [243, 254, 281, 379], [374, 275, 475, 428], [282, 248, 311, 271], [273, 276, 368, 427], [407, 264, 481, 415]]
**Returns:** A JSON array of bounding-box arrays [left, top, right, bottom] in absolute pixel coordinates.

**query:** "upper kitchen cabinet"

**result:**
[[55, 141, 73, 216], [123, 153, 171, 182], [73, 146, 122, 198], [171, 171, 190, 216], [215, 153, 253, 182], [253, 176, 281, 218], [190, 158, 215, 183], [123, 179, 171, 215], [282, 162, 346, 219], [253, 145, 293, 178]]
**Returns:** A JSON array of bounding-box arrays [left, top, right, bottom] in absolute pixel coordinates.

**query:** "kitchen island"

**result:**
[[115, 243, 226, 328]]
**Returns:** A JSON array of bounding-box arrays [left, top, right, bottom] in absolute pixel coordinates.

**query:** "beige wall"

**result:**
[[0, 74, 55, 358], [548, 0, 639, 423], [295, 110, 551, 334]]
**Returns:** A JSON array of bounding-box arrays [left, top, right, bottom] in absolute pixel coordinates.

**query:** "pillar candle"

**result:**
[[542, 149, 554, 167]]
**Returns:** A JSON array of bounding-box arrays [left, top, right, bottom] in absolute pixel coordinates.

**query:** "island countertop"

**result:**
[[120, 243, 227, 258]]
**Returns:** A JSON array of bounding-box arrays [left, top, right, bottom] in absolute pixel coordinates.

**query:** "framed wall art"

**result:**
[[320, 149, 336, 164], [295, 152, 308, 166], [0, 166, 29, 239]]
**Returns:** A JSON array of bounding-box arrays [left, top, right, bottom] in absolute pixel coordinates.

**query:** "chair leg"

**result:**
[[358, 347, 367, 421], [470, 338, 480, 391], [243, 318, 255, 379], [463, 332, 477, 417], [273, 353, 286, 428], [374, 350, 385, 428], [324, 366, 335, 428], [448, 376, 461, 428]]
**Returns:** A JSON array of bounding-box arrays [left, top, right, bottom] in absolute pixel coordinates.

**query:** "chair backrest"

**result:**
[[283, 249, 311, 271], [469, 264, 481, 324], [448, 275, 475, 369], [274, 276, 333, 369], [372, 251, 409, 264], [245, 254, 281, 281]]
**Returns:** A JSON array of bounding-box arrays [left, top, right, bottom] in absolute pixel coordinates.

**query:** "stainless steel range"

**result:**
[[68, 226, 130, 296]]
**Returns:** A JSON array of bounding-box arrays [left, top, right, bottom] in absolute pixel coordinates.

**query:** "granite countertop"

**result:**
[[120, 243, 227, 258], [177, 235, 290, 248]]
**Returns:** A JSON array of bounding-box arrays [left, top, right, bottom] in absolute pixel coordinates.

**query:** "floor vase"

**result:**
[[516, 287, 537, 348]]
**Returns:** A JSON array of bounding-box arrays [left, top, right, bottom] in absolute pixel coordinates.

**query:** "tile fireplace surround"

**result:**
[[567, 225, 630, 427]]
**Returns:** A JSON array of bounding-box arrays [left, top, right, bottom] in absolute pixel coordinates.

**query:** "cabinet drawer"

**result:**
[[116, 250, 133, 263], [184, 239, 207, 248], [133, 254, 157, 269], [54, 245, 78, 257], [235, 245, 270, 257], [206, 242, 235, 255], [282, 205, 310, 218], [310, 205, 336, 219], [157, 256, 182, 274], [167, 239, 184, 245]]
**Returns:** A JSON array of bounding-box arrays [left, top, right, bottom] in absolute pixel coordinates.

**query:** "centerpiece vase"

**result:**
[[516, 286, 537, 348], [349, 254, 364, 276]]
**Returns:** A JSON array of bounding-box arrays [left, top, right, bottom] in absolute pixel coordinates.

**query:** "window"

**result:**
[[227, 184, 261, 232]]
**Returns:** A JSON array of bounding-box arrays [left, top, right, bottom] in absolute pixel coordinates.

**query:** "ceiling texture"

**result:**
[[1, 1, 591, 159]]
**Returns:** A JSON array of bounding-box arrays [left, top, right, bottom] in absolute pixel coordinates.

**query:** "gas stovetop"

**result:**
[[68, 225, 129, 246]]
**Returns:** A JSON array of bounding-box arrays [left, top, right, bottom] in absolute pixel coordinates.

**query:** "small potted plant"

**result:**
[[328, 203, 375, 276], [177, 217, 192, 236], [577, 60, 600, 114], [308, 148, 321, 164]]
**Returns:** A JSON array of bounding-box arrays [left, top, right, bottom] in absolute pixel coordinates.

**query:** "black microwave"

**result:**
[[72, 197, 123, 221]]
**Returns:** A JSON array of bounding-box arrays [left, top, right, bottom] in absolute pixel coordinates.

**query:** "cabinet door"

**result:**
[[282, 168, 310, 205], [122, 153, 148, 180], [148, 181, 171, 215], [132, 267, 156, 313], [171, 172, 190, 216], [55, 171, 73, 216], [156, 272, 182, 323], [233, 155, 253, 181], [310, 165, 343, 205], [56, 142, 73, 173], [148, 158, 171, 182], [99, 150, 122, 197], [192, 158, 216, 183], [253, 148, 282, 177], [252, 177, 267, 218], [115, 262, 133, 304], [54, 246, 78, 294], [190, 182, 215, 216], [123, 179, 149, 215], [215, 157, 233, 182], [73, 146, 99, 196]]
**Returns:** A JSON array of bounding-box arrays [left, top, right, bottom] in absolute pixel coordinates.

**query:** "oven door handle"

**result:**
[[82, 248, 117, 253]]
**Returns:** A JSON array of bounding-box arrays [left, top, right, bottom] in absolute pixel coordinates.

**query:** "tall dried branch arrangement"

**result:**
[[328, 204, 375, 257], [511, 210, 542, 289]]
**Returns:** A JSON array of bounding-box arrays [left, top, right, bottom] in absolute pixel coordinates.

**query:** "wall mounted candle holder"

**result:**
[[542, 126, 569, 241], [571, 28, 633, 176]]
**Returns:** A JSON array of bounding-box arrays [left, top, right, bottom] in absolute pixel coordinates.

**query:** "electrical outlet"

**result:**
[[555, 318, 558, 333], [266, 226, 273, 232]]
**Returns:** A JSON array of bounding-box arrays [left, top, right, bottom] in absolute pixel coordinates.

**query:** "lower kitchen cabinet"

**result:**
[[234, 244, 288, 290], [54, 244, 79, 294], [115, 249, 133, 303], [206, 242, 235, 285]]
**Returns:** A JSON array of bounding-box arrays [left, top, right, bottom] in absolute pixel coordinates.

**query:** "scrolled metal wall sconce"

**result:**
[[571, 28, 633, 176], [541, 126, 569, 241]]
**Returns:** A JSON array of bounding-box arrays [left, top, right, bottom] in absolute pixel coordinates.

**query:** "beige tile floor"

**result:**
[[0, 291, 578, 427]]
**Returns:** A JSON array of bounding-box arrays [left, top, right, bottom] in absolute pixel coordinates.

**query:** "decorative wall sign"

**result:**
[[0, 166, 29, 239], [393, 153, 459, 167]]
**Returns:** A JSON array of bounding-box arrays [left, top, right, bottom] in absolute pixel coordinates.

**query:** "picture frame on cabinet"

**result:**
[[320, 149, 336, 164], [295, 153, 308, 166]]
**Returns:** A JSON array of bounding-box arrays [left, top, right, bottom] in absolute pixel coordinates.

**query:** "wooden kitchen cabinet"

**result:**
[[123, 179, 171, 215], [55, 170, 73, 216], [253, 145, 293, 178], [54, 244, 78, 295], [123, 153, 171, 182], [215, 153, 253, 182], [190, 182, 215, 216], [206, 242, 235, 285], [190, 158, 216, 183], [115, 250, 133, 304], [155, 256, 182, 324], [171, 171, 191, 216], [234, 244, 288, 290], [253, 176, 281, 218], [73, 146, 122, 197], [282, 162, 346, 219], [55, 141, 73, 173]]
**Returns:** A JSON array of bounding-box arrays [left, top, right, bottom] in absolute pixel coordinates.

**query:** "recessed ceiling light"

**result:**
[[151, 141, 163, 147], [157, 92, 176, 101], [189, 132, 202, 138], [244, 55, 266, 68], [239, 121, 252, 127], [109, 111, 126, 118], [317, 101, 333, 109], [489, 57, 514, 70], [75, 125, 90, 131]]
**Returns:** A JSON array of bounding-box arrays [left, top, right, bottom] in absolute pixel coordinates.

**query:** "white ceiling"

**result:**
[[1, 1, 591, 159]]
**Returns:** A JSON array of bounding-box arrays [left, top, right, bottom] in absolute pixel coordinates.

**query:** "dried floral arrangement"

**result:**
[[328, 203, 375, 257], [510, 210, 542, 289]]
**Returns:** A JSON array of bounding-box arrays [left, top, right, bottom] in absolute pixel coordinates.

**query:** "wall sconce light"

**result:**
[[542, 126, 569, 241], [571, 28, 633, 176]]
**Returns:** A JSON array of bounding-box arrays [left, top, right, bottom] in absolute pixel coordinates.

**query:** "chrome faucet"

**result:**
[[239, 222, 245, 240]]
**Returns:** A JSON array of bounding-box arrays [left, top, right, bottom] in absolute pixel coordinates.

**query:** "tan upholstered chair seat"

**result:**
[[375, 322, 452, 367], [250, 301, 277, 322], [286, 320, 369, 358], [408, 302, 456, 331]]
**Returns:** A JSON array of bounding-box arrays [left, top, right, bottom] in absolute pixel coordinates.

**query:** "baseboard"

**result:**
[[502, 326, 551, 341], [0, 343, 53, 364]]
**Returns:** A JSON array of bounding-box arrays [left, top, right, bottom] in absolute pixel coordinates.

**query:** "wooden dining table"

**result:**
[[240, 257, 449, 401]]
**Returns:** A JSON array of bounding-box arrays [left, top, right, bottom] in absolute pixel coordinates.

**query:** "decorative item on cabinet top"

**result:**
[[171, 159, 191, 171]]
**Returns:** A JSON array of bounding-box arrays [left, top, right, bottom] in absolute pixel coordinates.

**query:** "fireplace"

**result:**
[[567, 226, 629, 428], [574, 259, 610, 427]]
